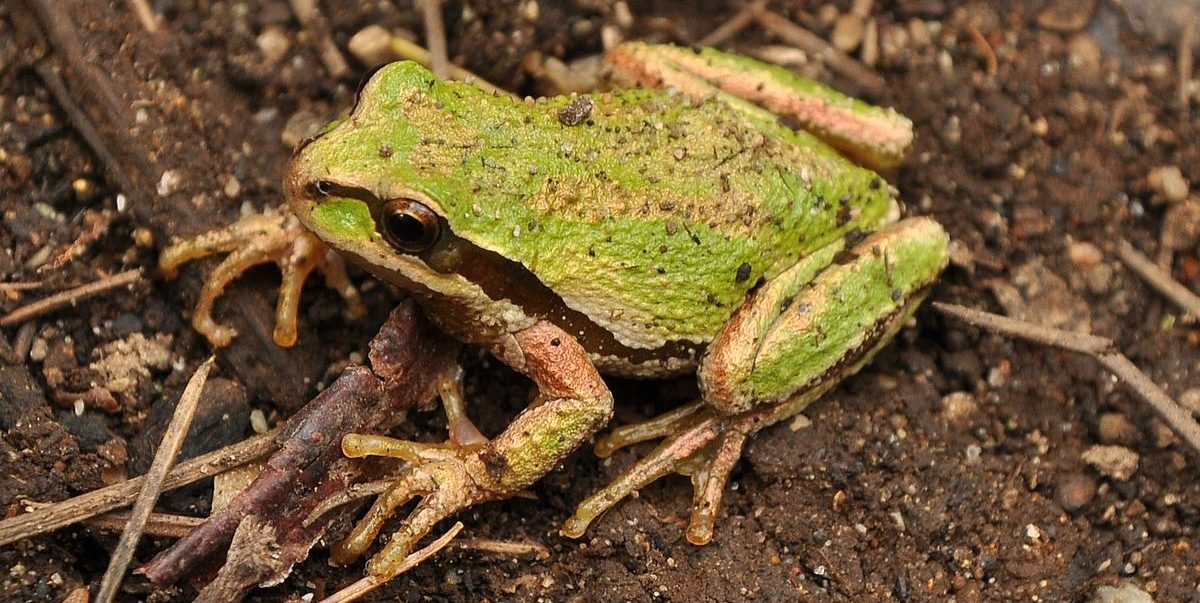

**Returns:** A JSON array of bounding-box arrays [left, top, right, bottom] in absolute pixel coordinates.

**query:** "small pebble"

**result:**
[[256, 26, 291, 65], [1055, 472, 1097, 512], [1090, 582, 1153, 603], [1086, 263, 1114, 295], [1147, 165, 1188, 204], [1066, 33, 1103, 81], [348, 25, 397, 67], [1068, 241, 1104, 270], [941, 391, 977, 422], [1179, 388, 1200, 413], [1082, 444, 1139, 481], [1097, 412, 1138, 446], [1160, 199, 1200, 251]]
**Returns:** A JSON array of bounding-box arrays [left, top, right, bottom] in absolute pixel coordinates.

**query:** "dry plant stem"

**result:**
[[96, 357, 214, 603], [0, 281, 44, 292], [86, 511, 205, 539], [0, 431, 275, 548], [698, 0, 768, 47], [454, 537, 550, 560], [124, 0, 158, 33], [0, 269, 141, 327], [1117, 240, 1200, 319], [319, 522, 464, 603], [755, 10, 887, 96], [932, 302, 1200, 457], [388, 36, 508, 96], [289, 0, 350, 79], [1181, 15, 1196, 107], [418, 0, 450, 79]]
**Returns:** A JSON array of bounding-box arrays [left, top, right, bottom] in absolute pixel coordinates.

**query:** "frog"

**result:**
[[160, 42, 949, 581]]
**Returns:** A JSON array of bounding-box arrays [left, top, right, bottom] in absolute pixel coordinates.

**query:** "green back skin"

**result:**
[[296, 62, 895, 350]]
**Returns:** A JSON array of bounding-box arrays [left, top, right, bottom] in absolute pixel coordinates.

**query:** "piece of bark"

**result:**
[[140, 302, 459, 592]]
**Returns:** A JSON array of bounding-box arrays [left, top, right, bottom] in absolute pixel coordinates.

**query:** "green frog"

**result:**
[[161, 42, 948, 580]]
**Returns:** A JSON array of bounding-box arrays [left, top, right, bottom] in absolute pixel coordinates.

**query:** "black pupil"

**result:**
[[387, 212, 426, 245]]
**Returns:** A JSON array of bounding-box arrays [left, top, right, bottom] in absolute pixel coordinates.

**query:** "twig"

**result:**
[[289, 0, 350, 79], [96, 357, 214, 603], [86, 510, 205, 539], [1181, 15, 1196, 107], [388, 36, 507, 96], [933, 302, 1200, 457], [0, 430, 276, 548], [318, 522, 464, 603], [124, 0, 159, 33], [31, 61, 146, 208], [755, 9, 887, 96], [417, 0, 450, 79], [0, 269, 142, 327], [966, 24, 997, 76], [1117, 240, 1200, 319], [0, 281, 44, 292], [454, 537, 550, 560], [698, 0, 768, 47]]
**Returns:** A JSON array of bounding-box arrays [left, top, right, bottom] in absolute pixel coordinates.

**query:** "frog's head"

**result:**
[[284, 62, 536, 342]]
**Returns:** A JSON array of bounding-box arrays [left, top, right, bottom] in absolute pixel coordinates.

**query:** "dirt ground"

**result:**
[[3, 0, 1200, 601]]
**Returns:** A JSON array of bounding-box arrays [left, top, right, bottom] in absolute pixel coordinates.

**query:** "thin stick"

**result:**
[[0, 269, 141, 327], [0, 430, 275, 548], [1117, 240, 1200, 319], [931, 301, 1113, 355], [1181, 14, 1196, 107], [388, 36, 508, 96], [755, 10, 887, 96], [417, 0, 450, 79], [289, 0, 350, 79], [0, 281, 44, 292], [124, 0, 159, 33], [96, 357, 214, 603], [86, 510, 205, 539], [318, 522, 464, 603], [932, 302, 1200, 457], [698, 0, 768, 47], [454, 537, 550, 560]]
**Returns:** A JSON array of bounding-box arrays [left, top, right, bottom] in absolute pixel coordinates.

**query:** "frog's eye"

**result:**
[[379, 198, 442, 253]]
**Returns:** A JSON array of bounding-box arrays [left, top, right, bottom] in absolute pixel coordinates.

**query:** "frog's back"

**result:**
[[343, 63, 896, 372]]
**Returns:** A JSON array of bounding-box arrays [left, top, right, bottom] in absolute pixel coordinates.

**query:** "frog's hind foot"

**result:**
[[562, 402, 769, 546], [159, 209, 365, 347]]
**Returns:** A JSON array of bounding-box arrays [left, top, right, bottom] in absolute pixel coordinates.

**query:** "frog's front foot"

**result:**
[[159, 209, 365, 347], [562, 402, 765, 545]]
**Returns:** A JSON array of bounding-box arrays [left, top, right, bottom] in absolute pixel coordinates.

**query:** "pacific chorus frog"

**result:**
[[161, 42, 949, 579]]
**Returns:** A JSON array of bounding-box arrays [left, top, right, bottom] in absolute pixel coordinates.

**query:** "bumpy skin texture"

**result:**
[[289, 60, 896, 354]]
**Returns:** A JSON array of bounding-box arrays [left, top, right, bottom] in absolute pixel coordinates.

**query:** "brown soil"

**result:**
[[3, 1, 1200, 601]]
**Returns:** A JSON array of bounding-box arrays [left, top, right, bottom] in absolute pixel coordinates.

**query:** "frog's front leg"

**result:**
[[159, 209, 365, 347], [563, 217, 949, 545], [331, 320, 614, 580]]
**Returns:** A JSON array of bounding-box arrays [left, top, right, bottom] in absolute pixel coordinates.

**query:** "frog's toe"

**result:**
[[159, 210, 364, 347], [331, 434, 486, 580], [563, 407, 758, 545]]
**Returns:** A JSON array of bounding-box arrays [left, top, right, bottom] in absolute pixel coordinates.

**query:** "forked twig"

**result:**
[[96, 357, 214, 603], [754, 10, 887, 96], [1117, 239, 1200, 319], [0, 269, 142, 327], [0, 431, 276, 547], [698, 0, 768, 47], [933, 302, 1200, 456]]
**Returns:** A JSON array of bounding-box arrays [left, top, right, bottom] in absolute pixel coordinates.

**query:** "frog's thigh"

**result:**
[[698, 217, 948, 415]]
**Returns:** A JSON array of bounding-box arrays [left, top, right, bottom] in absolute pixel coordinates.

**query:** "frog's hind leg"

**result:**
[[563, 217, 949, 545], [159, 210, 365, 347], [607, 42, 912, 171]]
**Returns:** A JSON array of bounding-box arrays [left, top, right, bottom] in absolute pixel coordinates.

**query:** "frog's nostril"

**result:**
[[311, 180, 334, 196]]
